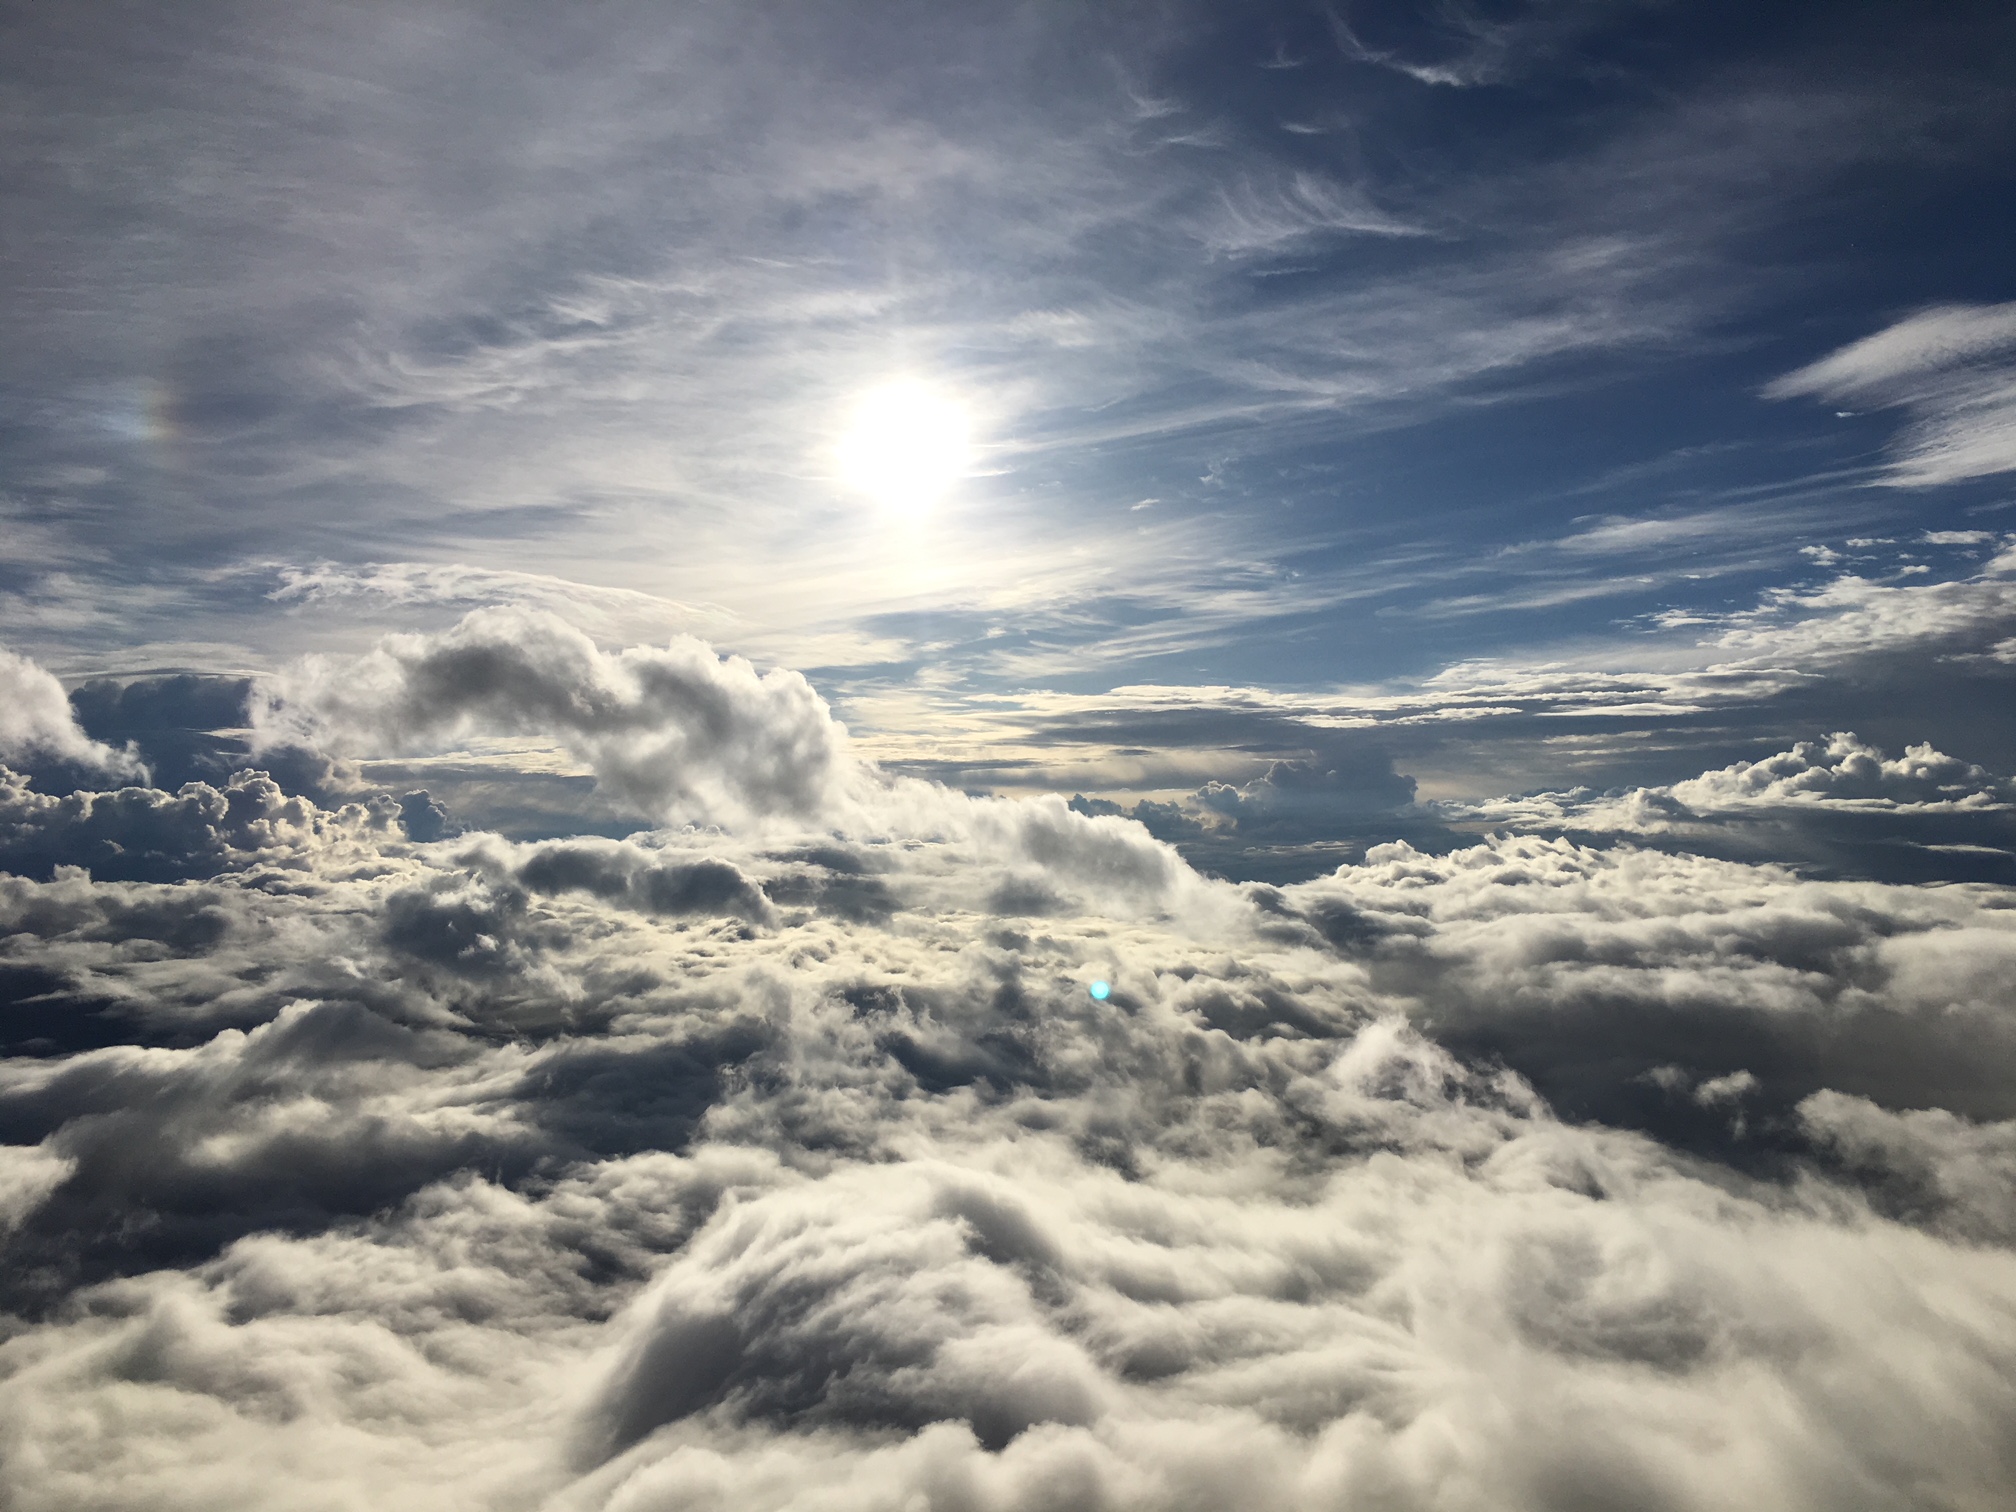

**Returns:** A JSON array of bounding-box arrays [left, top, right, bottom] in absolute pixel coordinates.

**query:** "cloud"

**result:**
[[1765, 303, 2016, 402], [1276, 833, 2016, 1154], [938, 537, 2016, 830], [1451, 730, 2011, 828], [1799, 1090, 2016, 1245], [0, 1142, 74, 1235], [1198, 171, 1425, 256], [502, 836, 777, 928], [1665, 732, 2007, 809], [0, 763, 422, 884], [252, 608, 856, 830], [0, 645, 145, 781], [1327, 0, 1666, 89], [267, 561, 727, 645], [246, 611, 1233, 921], [10, 0, 1996, 705], [1438, 732, 2016, 883], [1194, 754, 1420, 837], [3, 713, 2016, 1508], [1765, 302, 2016, 485]]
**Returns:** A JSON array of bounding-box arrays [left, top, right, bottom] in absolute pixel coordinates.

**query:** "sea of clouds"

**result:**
[[3, 613, 2016, 1511]]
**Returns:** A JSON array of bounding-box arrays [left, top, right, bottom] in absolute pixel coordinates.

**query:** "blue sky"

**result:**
[[6, 0, 2014, 825]]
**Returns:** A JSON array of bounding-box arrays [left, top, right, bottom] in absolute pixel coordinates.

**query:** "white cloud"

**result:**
[[1765, 303, 2016, 401], [1799, 1090, 2016, 1244], [1765, 302, 2016, 485], [1197, 171, 1426, 256], [268, 562, 729, 644], [0, 1142, 74, 1234], [3, 744, 2016, 1508], [0, 645, 145, 779], [252, 609, 857, 831], [1450, 731, 2010, 834]]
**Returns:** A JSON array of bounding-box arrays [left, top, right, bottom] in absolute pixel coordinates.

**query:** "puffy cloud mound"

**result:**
[[504, 836, 777, 927], [252, 608, 854, 828], [5, 650, 2016, 1510], [1275, 835, 2016, 1142], [1443, 732, 2016, 883], [0, 646, 146, 782], [1459, 731, 2010, 830], [0, 764, 423, 883], [1667, 732, 2008, 809]]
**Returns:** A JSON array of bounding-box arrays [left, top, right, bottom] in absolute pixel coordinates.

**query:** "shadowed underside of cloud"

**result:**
[[1, 637, 2016, 1509]]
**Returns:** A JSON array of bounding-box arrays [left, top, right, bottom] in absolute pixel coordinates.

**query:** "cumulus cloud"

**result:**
[[8, 821, 2016, 1509], [0, 645, 145, 781], [1454, 730, 2010, 827], [252, 608, 855, 829], [1663, 732, 2009, 809], [1439, 732, 2016, 882], [0, 763, 427, 884], [1765, 301, 2016, 485]]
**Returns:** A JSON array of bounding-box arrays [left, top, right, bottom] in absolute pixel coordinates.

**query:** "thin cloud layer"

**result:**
[[1766, 302, 2016, 485]]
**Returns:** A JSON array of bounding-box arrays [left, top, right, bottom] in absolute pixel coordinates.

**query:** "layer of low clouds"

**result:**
[[3, 630, 2016, 1508]]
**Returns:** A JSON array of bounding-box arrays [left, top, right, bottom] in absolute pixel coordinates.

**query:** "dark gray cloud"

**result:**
[[507, 837, 775, 927], [1195, 754, 1420, 837]]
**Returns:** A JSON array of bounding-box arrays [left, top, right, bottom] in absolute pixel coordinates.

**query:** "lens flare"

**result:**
[[835, 380, 973, 515], [1089, 980, 1111, 1000]]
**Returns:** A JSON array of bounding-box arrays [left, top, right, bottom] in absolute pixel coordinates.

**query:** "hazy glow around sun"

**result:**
[[835, 379, 974, 515]]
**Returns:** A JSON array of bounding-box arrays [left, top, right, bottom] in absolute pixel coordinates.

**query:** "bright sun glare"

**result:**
[[835, 379, 974, 516]]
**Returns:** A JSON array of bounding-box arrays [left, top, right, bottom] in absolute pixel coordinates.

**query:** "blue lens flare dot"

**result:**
[[1089, 980, 1111, 1000]]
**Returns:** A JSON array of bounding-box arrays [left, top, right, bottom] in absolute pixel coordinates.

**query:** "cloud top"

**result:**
[[0, 647, 146, 781], [253, 608, 853, 829]]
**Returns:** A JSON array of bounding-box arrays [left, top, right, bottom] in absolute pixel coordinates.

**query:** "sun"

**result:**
[[835, 379, 974, 516]]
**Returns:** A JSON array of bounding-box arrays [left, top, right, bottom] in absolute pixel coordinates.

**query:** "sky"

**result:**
[[4, 3, 2016, 1508]]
